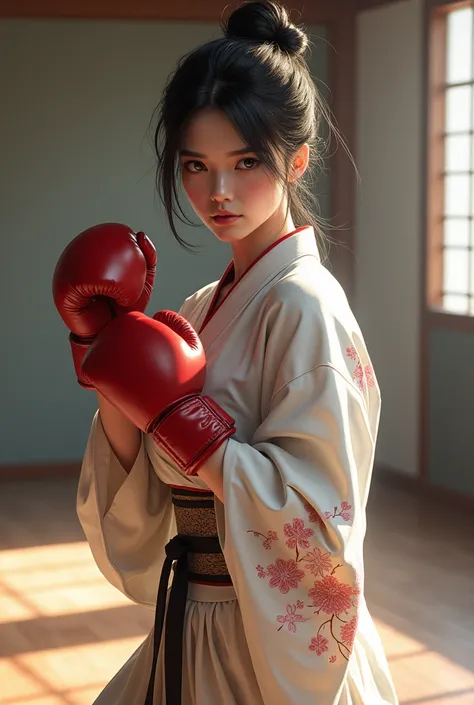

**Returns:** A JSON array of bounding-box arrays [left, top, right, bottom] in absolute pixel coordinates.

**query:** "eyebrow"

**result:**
[[179, 146, 253, 158]]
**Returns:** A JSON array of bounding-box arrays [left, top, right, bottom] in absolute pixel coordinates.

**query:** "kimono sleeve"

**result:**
[[77, 410, 175, 607], [216, 364, 378, 704]]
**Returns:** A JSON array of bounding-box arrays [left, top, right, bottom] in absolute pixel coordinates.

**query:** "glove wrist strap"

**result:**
[[151, 395, 235, 476]]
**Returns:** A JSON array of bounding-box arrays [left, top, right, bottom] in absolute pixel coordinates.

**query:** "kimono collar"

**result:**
[[197, 225, 319, 348]]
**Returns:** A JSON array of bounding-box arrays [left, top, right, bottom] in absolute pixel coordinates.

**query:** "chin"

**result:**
[[208, 223, 251, 243]]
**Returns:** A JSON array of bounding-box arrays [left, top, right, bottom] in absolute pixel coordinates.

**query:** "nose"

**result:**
[[210, 171, 234, 203]]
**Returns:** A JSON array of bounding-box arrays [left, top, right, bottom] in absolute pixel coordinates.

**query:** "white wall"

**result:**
[[355, 0, 423, 476]]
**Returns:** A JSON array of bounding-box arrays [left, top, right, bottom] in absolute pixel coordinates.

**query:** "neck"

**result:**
[[230, 207, 296, 282]]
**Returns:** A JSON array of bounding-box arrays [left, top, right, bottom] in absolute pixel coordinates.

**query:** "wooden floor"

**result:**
[[0, 473, 473, 705]]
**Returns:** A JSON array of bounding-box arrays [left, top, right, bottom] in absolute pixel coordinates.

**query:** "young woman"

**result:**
[[54, 2, 399, 703]]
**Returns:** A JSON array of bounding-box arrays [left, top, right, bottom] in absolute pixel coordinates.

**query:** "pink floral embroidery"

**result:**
[[283, 518, 314, 559], [353, 362, 366, 391], [364, 365, 375, 388], [309, 634, 329, 655], [340, 615, 358, 650], [346, 347, 358, 361], [325, 502, 353, 522], [300, 547, 333, 577], [346, 346, 375, 393], [264, 558, 305, 594], [303, 502, 325, 529], [312, 614, 354, 662], [248, 513, 359, 662], [277, 603, 309, 633], [247, 529, 278, 549], [308, 575, 354, 615]]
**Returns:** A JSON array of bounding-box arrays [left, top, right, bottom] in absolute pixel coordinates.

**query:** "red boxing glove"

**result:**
[[82, 310, 235, 476], [52, 222, 156, 388]]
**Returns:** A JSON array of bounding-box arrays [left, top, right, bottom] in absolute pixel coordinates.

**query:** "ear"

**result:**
[[288, 144, 310, 182]]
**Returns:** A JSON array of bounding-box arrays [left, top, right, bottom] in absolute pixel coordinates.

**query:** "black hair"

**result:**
[[152, 0, 343, 258]]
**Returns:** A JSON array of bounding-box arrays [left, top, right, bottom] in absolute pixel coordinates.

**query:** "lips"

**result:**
[[211, 212, 242, 226], [212, 215, 241, 220], [211, 211, 240, 218]]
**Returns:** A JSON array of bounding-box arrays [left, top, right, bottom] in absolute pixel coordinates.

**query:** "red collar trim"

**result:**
[[198, 226, 310, 334]]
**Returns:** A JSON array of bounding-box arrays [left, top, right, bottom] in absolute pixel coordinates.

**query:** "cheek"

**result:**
[[241, 172, 283, 210], [182, 174, 207, 211]]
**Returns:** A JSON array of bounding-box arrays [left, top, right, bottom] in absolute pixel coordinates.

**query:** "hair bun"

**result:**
[[224, 1, 308, 57]]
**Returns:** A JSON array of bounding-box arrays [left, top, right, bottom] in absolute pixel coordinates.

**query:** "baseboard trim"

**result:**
[[0, 461, 81, 482], [2, 460, 473, 511], [375, 462, 474, 510]]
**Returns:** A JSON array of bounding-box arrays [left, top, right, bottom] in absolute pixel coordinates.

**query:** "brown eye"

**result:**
[[237, 157, 260, 170], [184, 161, 206, 173]]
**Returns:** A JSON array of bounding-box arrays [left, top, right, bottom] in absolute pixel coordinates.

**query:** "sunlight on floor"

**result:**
[[374, 621, 474, 704], [1, 639, 143, 704], [0, 543, 132, 623], [0, 542, 473, 705]]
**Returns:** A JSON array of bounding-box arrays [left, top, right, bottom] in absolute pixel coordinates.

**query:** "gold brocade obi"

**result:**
[[171, 486, 232, 586], [144, 486, 233, 705]]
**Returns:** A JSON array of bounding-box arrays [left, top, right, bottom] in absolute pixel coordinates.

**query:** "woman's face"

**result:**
[[179, 108, 286, 244]]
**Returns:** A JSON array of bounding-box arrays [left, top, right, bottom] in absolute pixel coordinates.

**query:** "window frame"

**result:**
[[425, 0, 474, 330]]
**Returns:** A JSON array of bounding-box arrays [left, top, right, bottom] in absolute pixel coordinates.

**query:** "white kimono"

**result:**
[[77, 226, 399, 704]]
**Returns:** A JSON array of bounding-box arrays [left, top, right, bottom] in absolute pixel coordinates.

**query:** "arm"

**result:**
[[196, 440, 227, 501], [77, 410, 175, 606], [209, 365, 382, 704], [97, 392, 141, 473]]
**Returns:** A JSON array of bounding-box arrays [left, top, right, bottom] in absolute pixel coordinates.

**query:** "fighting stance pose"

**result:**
[[53, 2, 398, 703]]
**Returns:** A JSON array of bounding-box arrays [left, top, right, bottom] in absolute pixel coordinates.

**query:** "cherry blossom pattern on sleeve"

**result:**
[[346, 346, 375, 393], [248, 501, 360, 664]]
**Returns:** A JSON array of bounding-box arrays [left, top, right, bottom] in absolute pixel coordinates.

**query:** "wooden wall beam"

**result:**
[[356, 0, 402, 10], [0, 462, 81, 482], [0, 0, 412, 22], [0, 0, 343, 24]]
